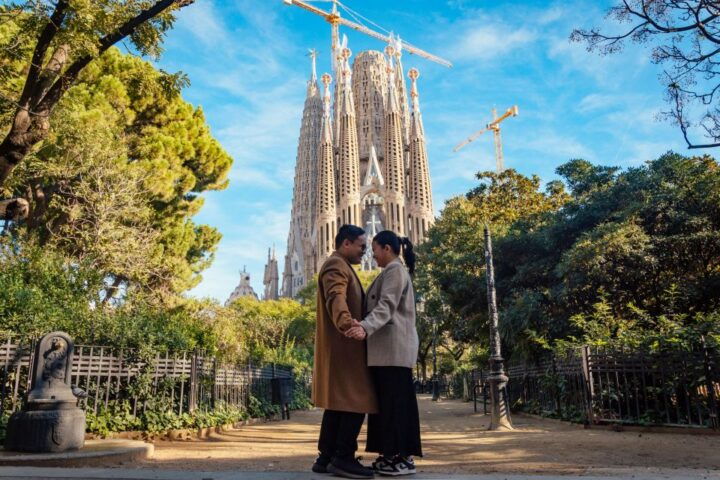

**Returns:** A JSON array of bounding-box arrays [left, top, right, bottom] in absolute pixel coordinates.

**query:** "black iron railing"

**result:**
[[0, 337, 302, 417], [448, 345, 719, 429]]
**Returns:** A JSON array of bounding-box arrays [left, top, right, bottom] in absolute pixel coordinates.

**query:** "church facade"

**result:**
[[280, 41, 434, 298]]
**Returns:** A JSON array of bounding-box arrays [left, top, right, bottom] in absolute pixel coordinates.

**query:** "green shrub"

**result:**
[[0, 412, 8, 443]]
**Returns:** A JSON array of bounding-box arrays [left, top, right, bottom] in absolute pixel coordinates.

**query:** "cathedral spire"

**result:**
[[306, 49, 319, 97], [389, 34, 410, 143], [282, 50, 324, 298], [335, 47, 362, 228], [382, 44, 407, 236], [407, 67, 433, 244], [316, 73, 338, 268]]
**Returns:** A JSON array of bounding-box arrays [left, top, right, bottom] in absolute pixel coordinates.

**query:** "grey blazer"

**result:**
[[360, 258, 419, 368]]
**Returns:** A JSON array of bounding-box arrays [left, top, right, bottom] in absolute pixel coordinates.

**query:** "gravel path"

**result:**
[[138, 395, 720, 475]]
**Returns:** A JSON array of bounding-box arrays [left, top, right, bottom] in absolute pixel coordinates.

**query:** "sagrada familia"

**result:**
[[275, 39, 435, 299], [229, 39, 434, 303]]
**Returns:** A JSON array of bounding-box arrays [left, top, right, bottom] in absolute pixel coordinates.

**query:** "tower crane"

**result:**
[[282, 0, 452, 68], [453, 106, 519, 173]]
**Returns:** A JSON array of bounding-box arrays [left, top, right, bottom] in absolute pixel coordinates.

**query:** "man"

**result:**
[[312, 224, 378, 479]]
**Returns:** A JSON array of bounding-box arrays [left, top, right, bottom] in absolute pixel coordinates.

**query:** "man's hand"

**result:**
[[345, 318, 367, 340]]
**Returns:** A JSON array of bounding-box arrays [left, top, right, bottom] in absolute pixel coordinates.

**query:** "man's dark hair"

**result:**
[[335, 224, 365, 249]]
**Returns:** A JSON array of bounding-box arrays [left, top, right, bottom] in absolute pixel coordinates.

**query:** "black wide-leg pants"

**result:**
[[318, 409, 365, 460], [366, 366, 423, 457]]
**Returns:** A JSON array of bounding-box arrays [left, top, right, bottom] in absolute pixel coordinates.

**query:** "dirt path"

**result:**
[[142, 395, 720, 475]]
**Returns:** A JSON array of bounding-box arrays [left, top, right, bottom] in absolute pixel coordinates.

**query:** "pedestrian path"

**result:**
[[2, 466, 718, 480], [4, 396, 720, 478], [140, 395, 720, 476]]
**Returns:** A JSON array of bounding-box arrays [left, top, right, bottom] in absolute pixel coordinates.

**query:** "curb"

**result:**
[[0, 439, 153, 467]]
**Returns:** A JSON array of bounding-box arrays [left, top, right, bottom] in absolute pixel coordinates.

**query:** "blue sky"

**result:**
[[154, 0, 712, 301]]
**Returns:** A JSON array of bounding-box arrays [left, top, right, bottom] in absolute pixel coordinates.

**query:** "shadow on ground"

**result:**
[[130, 395, 720, 475]]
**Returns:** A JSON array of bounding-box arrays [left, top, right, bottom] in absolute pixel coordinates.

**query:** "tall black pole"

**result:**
[[431, 316, 440, 401], [484, 225, 512, 430]]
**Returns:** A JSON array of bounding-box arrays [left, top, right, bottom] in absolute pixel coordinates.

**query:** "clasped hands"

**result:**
[[345, 318, 366, 340]]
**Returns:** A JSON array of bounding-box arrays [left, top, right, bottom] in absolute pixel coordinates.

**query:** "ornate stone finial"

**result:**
[[409, 68, 421, 111], [341, 47, 352, 61], [321, 73, 332, 111], [384, 44, 396, 58], [321, 72, 332, 88]]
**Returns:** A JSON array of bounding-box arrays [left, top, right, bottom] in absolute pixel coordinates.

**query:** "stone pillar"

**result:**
[[5, 331, 86, 452]]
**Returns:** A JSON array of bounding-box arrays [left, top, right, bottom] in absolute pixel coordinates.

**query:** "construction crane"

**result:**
[[282, 0, 452, 68], [453, 105, 519, 173]]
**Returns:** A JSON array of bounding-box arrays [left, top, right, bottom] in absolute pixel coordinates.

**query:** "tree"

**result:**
[[0, 0, 195, 188], [416, 169, 570, 360], [2, 42, 232, 296], [571, 1, 720, 149]]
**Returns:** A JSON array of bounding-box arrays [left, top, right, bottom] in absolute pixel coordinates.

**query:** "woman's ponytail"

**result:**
[[400, 237, 416, 276]]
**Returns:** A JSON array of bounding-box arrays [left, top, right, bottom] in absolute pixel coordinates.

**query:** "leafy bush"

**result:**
[[247, 394, 280, 419], [0, 412, 8, 443], [85, 400, 250, 436]]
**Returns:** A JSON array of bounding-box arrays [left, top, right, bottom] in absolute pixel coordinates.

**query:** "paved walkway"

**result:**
[[1, 467, 718, 480], [3, 396, 720, 479], [139, 395, 720, 476]]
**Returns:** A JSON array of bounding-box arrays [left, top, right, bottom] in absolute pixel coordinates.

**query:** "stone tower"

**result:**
[[263, 247, 279, 300], [406, 68, 433, 245], [282, 53, 323, 298], [226, 266, 258, 305], [335, 47, 362, 232], [315, 73, 338, 271], [281, 40, 435, 297]]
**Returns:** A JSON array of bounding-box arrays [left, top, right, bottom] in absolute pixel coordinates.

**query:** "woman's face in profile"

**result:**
[[372, 241, 393, 268]]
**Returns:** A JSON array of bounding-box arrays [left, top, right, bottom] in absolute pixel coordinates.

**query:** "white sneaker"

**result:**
[[373, 456, 416, 476]]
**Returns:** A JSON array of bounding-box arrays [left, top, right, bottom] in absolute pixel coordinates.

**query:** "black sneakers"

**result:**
[[372, 455, 416, 476], [327, 456, 375, 479], [312, 454, 332, 473]]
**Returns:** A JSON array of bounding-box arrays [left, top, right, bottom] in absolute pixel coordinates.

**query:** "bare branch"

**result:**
[[18, 0, 69, 107]]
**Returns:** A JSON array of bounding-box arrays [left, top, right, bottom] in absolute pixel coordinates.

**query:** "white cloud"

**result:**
[[176, 1, 227, 48], [453, 25, 536, 61], [538, 5, 565, 25], [519, 130, 593, 160], [577, 93, 617, 113]]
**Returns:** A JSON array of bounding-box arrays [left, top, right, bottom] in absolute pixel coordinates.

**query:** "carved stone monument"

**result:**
[[4, 331, 86, 452]]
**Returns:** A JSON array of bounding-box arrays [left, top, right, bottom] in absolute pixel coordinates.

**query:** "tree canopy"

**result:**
[[2, 40, 232, 296], [0, 0, 196, 187], [417, 153, 720, 362]]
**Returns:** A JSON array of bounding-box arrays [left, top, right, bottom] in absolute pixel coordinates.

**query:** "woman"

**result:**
[[345, 230, 422, 476]]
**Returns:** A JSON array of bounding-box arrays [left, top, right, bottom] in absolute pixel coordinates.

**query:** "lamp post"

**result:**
[[484, 225, 513, 430], [431, 315, 440, 401]]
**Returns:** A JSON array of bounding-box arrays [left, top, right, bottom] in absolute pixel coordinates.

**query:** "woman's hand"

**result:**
[[345, 319, 367, 340]]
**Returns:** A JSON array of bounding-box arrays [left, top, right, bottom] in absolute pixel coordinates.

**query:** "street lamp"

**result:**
[[431, 315, 440, 401], [484, 224, 513, 430]]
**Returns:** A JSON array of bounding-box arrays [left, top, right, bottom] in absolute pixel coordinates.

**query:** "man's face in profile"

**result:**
[[346, 235, 367, 265]]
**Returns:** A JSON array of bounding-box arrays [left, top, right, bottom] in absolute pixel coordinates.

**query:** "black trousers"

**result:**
[[318, 409, 365, 460], [366, 366, 423, 458]]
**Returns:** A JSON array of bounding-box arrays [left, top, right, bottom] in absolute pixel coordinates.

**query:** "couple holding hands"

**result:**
[[312, 225, 422, 478]]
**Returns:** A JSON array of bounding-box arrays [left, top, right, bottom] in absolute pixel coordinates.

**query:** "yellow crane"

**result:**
[[453, 105, 519, 173], [282, 0, 452, 68]]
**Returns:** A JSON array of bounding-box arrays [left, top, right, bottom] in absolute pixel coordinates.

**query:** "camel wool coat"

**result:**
[[312, 252, 378, 414]]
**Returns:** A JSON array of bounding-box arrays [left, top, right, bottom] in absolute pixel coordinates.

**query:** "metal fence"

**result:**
[[0, 337, 304, 418], [469, 345, 720, 429]]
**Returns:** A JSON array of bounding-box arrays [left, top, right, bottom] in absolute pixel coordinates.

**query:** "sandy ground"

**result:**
[[140, 395, 720, 475]]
